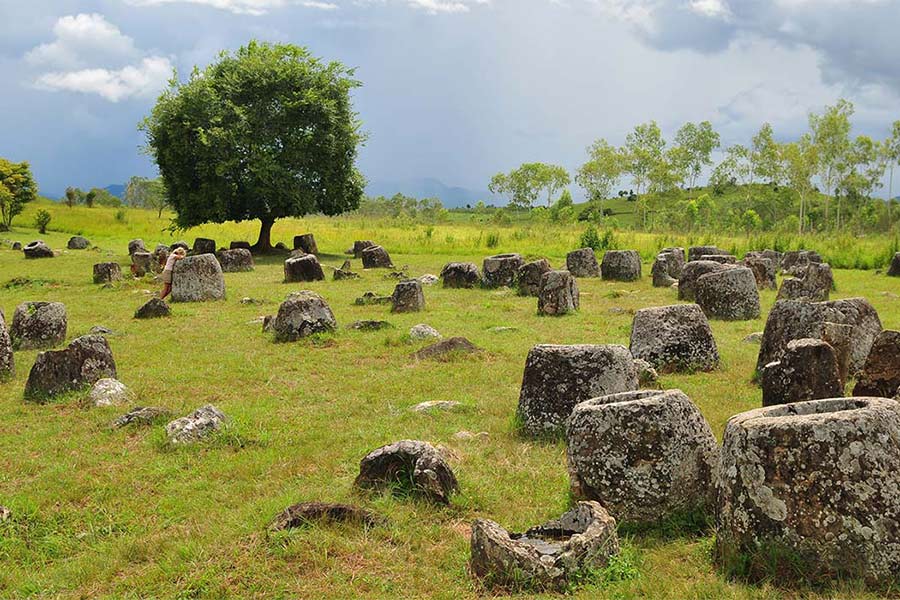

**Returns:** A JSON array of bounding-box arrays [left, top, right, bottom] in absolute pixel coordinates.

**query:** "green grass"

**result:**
[[0, 207, 899, 598]]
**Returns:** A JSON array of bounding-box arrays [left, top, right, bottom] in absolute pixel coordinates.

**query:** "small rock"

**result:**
[[418, 274, 439, 285], [453, 430, 490, 441], [271, 291, 337, 342], [113, 406, 171, 428], [240, 297, 263, 305], [293, 233, 318, 255], [192, 237, 216, 255], [93, 262, 122, 284], [354, 440, 459, 503], [409, 324, 441, 341], [67, 236, 90, 250], [743, 332, 763, 344], [134, 298, 171, 319], [90, 325, 113, 335], [89, 378, 133, 407], [165, 404, 227, 444], [412, 400, 460, 412], [25, 335, 116, 402], [269, 502, 382, 531], [349, 320, 393, 331], [413, 337, 480, 360], [354, 291, 393, 306], [0, 506, 10, 521]]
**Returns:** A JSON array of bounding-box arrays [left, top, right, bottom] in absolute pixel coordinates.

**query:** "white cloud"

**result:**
[[35, 56, 173, 102], [25, 13, 138, 69], [26, 14, 172, 102], [127, 0, 487, 14], [689, 0, 730, 19], [128, 0, 340, 14]]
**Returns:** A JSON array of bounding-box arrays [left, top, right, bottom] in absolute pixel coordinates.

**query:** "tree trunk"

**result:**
[[253, 218, 275, 253]]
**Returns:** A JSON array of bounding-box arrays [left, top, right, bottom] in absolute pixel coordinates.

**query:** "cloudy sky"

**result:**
[[1, 0, 899, 199]]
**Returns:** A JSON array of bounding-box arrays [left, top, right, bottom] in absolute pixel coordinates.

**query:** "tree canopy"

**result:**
[[141, 41, 366, 250], [0, 158, 37, 231], [489, 162, 570, 209]]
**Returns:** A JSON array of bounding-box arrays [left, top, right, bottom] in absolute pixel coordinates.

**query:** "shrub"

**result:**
[[34, 209, 51, 234], [115, 209, 127, 223], [486, 232, 500, 248]]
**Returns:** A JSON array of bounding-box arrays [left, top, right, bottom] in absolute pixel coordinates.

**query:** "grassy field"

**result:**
[[1, 206, 899, 599]]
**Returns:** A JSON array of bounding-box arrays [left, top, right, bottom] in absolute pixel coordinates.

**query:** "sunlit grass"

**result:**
[[0, 210, 898, 598]]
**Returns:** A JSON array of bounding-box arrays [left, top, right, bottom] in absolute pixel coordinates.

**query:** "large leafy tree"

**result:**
[[575, 139, 623, 218], [141, 41, 366, 251], [883, 121, 900, 222], [673, 121, 720, 188], [779, 136, 818, 233], [809, 99, 853, 227], [0, 158, 37, 231], [623, 121, 665, 196], [751, 123, 782, 184], [489, 162, 570, 209]]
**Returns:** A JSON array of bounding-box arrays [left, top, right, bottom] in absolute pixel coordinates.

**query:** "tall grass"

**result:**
[[11, 199, 899, 269]]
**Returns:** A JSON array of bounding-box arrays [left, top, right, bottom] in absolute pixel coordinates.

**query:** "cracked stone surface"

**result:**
[[567, 389, 719, 525], [272, 291, 337, 342], [630, 304, 719, 373], [716, 397, 900, 585], [171, 254, 226, 302], [516, 344, 637, 437], [354, 440, 458, 503], [470, 501, 620, 592]]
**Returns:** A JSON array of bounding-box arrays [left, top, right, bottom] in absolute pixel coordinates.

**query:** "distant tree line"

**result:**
[[489, 99, 900, 235], [355, 193, 448, 222]]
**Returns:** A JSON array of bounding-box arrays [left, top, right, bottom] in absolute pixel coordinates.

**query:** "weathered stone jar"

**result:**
[[567, 389, 719, 525], [440, 262, 480, 289], [516, 344, 637, 437], [566, 248, 600, 278], [716, 397, 900, 585], [537, 270, 579, 316], [482, 253, 524, 288], [470, 501, 620, 592], [629, 304, 719, 373]]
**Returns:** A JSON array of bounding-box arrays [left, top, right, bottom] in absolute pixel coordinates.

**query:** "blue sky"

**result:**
[[2, 0, 899, 199]]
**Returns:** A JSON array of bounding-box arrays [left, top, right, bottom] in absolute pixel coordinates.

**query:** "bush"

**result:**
[[34, 209, 51, 234], [579, 225, 617, 252], [115, 209, 127, 223], [486, 232, 500, 248]]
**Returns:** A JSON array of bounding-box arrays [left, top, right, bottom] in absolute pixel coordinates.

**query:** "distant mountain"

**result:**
[[104, 184, 125, 198], [366, 177, 489, 208]]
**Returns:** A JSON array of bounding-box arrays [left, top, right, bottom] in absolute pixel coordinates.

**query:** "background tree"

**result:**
[[751, 123, 782, 184], [64, 186, 80, 208], [809, 99, 854, 227], [0, 158, 37, 231], [489, 162, 570, 209], [674, 121, 720, 188], [576, 139, 623, 219], [883, 121, 900, 222], [125, 176, 169, 217], [624, 121, 665, 196], [836, 134, 884, 229], [711, 145, 754, 197], [780, 135, 818, 233], [141, 41, 366, 252], [84, 188, 96, 208]]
